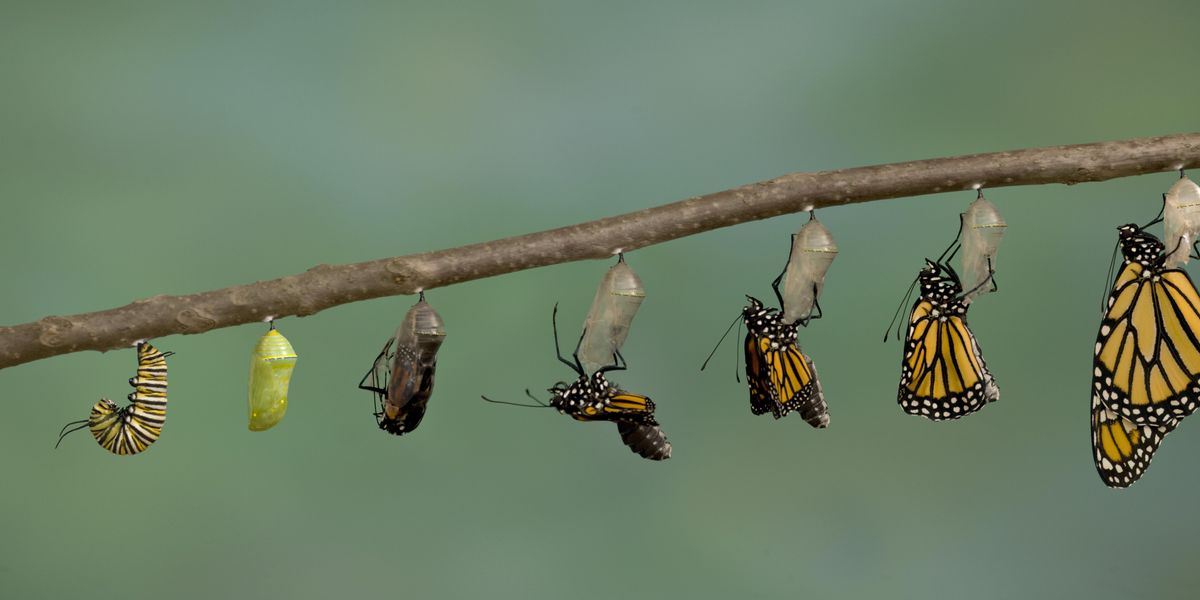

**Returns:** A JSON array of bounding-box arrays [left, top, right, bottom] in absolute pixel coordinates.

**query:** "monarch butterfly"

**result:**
[[56, 341, 174, 455], [359, 292, 446, 436], [1093, 222, 1200, 430], [959, 190, 1006, 303], [1163, 171, 1200, 268], [247, 322, 297, 432], [576, 253, 645, 376], [1091, 394, 1172, 488], [894, 258, 998, 420], [742, 296, 829, 427], [483, 305, 671, 461]]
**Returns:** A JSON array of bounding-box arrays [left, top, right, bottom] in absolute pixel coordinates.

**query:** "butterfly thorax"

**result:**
[[917, 262, 967, 318], [549, 372, 613, 417], [742, 296, 797, 350], [1117, 223, 1165, 269]]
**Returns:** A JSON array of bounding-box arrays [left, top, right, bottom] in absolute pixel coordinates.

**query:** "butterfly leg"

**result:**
[[552, 303, 585, 375], [597, 349, 629, 374], [771, 233, 797, 309], [798, 283, 824, 326]]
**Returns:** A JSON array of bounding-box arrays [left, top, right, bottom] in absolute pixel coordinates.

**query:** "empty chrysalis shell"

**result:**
[[247, 326, 297, 432], [960, 192, 1006, 302], [781, 213, 838, 324], [577, 255, 646, 375], [1164, 174, 1200, 268]]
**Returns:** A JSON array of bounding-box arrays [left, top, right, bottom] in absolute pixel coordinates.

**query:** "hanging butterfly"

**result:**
[[741, 295, 829, 427], [56, 341, 174, 455], [1093, 221, 1200, 430], [707, 212, 832, 427], [359, 292, 447, 436], [483, 305, 671, 461], [890, 249, 999, 421]]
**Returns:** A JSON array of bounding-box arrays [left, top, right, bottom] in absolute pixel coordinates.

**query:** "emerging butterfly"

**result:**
[[892, 255, 998, 421], [1093, 222, 1200, 430], [483, 305, 671, 461], [359, 292, 447, 436], [741, 296, 829, 427]]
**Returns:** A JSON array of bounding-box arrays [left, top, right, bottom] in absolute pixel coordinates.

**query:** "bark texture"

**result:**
[[2, 132, 1198, 370]]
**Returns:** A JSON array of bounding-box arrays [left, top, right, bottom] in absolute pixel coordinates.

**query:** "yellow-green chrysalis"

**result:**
[[247, 323, 297, 431]]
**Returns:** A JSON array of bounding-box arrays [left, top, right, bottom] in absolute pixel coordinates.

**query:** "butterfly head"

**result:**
[[548, 372, 610, 414], [742, 295, 796, 344], [1117, 223, 1165, 267], [918, 260, 964, 306]]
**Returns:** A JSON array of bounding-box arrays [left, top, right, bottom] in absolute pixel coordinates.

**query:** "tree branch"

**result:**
[[3, 132, 1198, 370]]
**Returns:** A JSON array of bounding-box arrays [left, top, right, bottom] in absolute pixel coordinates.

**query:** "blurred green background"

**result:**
[[2, 1, 1199, 598]]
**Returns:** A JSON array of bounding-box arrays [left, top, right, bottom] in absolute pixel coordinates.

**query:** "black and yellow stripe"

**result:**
[[58, 341, 172, 455]]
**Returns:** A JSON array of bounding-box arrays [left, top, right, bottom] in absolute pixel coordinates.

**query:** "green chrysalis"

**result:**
[[247, 324, 297, 431]]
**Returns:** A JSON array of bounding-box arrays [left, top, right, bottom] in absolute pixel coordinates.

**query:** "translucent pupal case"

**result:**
[[781, 213, 838, 324], [960, 192, 1006, 302], [1164, 174, 1200, 268], [576, 255, 646, 375], [369, 296, 446, 435], [247, 326, 297, 431]]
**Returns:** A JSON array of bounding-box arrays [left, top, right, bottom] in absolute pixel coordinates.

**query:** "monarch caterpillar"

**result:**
[[359, 292, 446, 436], [779, 211, 838, 324], [959, 190, 1006, 303], [247, 322, 297, 432], [56, 341, 174, 455], [1093, 222, 1200, 431], [893, 256, 999, 420], [576, 253, 645, 376], [483, 305, 671, 461], [1163, 171, 1200, 268]]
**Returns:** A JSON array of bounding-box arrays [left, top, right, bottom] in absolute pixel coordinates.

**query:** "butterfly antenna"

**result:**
[[1100, 238, 1121, 316], [701, 311, 742, 372], [884, 275, 921, 342], [480, 391, 549, 408]]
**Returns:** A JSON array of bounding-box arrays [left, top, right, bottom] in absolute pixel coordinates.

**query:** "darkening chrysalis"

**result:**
[[576, 254, 646, 376], [1164, 172, 1200, 268], [779, 212, 838, 324], [247, 322, 297, 432], [359, 292, 447, 436], [959, 191, 1006, 302]]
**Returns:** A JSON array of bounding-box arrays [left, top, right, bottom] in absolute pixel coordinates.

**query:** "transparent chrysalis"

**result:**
[[248, 323, 297, 432], [576, 254, 646, 376], [359, 293, 446, 436], [779, 212, 838, 325], [959, 191, 1006, 302], [1163, 172, 1200, 268]]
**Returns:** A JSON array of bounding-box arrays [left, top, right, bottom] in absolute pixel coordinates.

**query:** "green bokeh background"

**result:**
[[3, 2, 1199, 598]]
